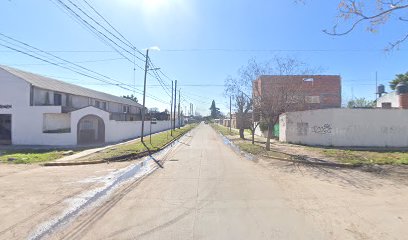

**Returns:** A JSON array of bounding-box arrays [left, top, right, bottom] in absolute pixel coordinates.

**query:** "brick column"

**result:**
[[399, 93, 408, 109]]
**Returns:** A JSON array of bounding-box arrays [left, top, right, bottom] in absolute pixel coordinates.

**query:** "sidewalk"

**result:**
[[53, 137, 143, 163], [53, 128, 179, 163]]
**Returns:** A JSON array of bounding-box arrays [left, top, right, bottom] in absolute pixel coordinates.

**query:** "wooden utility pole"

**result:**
[[173, 80, 177, 130], [229, 95, 232, 133], [178, 89, 181, 129], [141, 49, 149, 142], [170, 80, 173, 136]]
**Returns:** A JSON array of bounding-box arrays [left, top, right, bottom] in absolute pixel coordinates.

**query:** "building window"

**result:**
[[382, 102, 392, 109], [95, 100, 100, 108], [305, 96, 320, 104], [123, 105, 129, 113], [54, 93, 62, 106], [303, 78, 314, 82], [102, 102, 107, 110]]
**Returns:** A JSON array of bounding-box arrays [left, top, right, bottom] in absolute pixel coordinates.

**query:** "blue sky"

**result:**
[[1, 0, 407, 114]]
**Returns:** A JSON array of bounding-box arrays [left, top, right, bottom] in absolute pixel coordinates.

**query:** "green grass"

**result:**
[[0, 149, 79, 164], [235, 141, 290, 159], [235, 142, 264, 155], [80, 124, 197, 161], [0, 124, 197, 164], [317, 148, 408, 165], [210, 123, 240, 136], [211, 123, 289, 159]]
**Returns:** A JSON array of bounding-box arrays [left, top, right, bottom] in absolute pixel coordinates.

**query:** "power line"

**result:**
[[51, 0, 137, 64], [0, 33, 132, 87], [0, 35, 170, 105], [160, 48, 406, 53], [80, 0, 145, 57], [5, 57, 125, 66], [66, 0, 145, 62]]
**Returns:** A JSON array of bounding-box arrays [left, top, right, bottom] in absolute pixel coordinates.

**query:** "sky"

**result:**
[[0, 0, 407, 115]]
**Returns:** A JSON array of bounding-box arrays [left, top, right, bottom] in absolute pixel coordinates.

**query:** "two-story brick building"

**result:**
[[253, 75, 342, 110], [252, 75, 341, 137]]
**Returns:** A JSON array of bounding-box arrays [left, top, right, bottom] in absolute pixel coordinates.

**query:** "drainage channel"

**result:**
[[219, 134, 256, 161], [28, 139, 182, 240]]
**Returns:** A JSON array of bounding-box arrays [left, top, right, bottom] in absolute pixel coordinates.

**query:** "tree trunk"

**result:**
[[252, 129, 255, 144], [239, 128, 245, 139], [266, 123, 273, 150]]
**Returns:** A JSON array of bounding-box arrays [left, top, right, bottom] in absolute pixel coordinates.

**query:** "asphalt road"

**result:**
[[48, 123, 407, 240]]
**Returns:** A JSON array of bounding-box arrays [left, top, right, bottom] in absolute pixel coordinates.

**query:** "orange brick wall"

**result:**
[[253, 75, 341, 110]]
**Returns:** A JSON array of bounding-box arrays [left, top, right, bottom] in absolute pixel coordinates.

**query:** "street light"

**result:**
[[141, 46, 160, 143]]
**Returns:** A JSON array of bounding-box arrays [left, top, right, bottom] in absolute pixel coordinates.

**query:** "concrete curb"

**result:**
[[42, 126, 195, 167]]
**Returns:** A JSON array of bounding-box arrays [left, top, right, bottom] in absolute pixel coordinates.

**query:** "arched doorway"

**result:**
[[77, 115, 105, 145]]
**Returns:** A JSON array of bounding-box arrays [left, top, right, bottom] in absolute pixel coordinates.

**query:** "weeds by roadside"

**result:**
[[211, 123, 408, 166], [211, 123, 290, 159], [312, 148, 408, 165]]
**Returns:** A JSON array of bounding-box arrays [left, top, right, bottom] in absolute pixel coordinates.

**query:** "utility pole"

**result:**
[[178, 89, 181, 129], [170, 80, 173, 136], [173, 80, 177, 130], [375, 71, 378, 100], [229, 95, 232, 133], [141, 49, 149, 143], [133, 48, 136, 96]]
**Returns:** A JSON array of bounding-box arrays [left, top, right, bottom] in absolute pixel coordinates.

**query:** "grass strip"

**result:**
[[76, 124, 197, 162], [313, 148, 408, 165], [0, 149, 81, 164]]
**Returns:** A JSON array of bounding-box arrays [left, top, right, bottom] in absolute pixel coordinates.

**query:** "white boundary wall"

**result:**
[[280, 108, 408, 147], [0, 70, 178, 146]]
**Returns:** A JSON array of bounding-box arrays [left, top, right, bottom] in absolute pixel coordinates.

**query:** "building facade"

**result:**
[[376, 83, 408, 109], [253, 75, 342, 110], [0, 66, 177, 146]]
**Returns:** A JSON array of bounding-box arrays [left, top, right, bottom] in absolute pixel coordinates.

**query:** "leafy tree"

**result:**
[[122, 94, 138, 103], [209, 100, 220, 119], [347, 98, 375, 108], [390, 72, 408, 90]]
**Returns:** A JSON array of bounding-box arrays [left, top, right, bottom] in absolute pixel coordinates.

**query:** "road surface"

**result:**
[[49, 124, 408, 240]]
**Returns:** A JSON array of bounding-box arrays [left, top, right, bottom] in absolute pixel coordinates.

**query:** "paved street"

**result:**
[[50, 124, 408, 240]]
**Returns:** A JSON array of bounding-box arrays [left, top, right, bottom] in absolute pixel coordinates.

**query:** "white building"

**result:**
[[279, 108, 408, 147], [0, 66, 176, 146], [376, 82, 408, 109]]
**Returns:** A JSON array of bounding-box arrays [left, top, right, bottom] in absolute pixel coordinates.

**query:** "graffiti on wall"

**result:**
[[312, 124, 332, 134]]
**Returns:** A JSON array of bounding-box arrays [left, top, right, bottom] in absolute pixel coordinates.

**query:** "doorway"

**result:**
[[0, 114, 11, 145], [77, 115, 105, 145]]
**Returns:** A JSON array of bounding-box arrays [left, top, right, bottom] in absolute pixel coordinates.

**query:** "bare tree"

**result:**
[[252, 56, 319, 150], [254, 78, 307, 150], [322, 0, 408, 49], [225, 56, 319, 146], [225, 58, 268, 139]]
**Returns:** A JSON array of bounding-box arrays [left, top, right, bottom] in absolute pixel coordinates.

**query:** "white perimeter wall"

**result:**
[[280, 108, 408, 147]]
